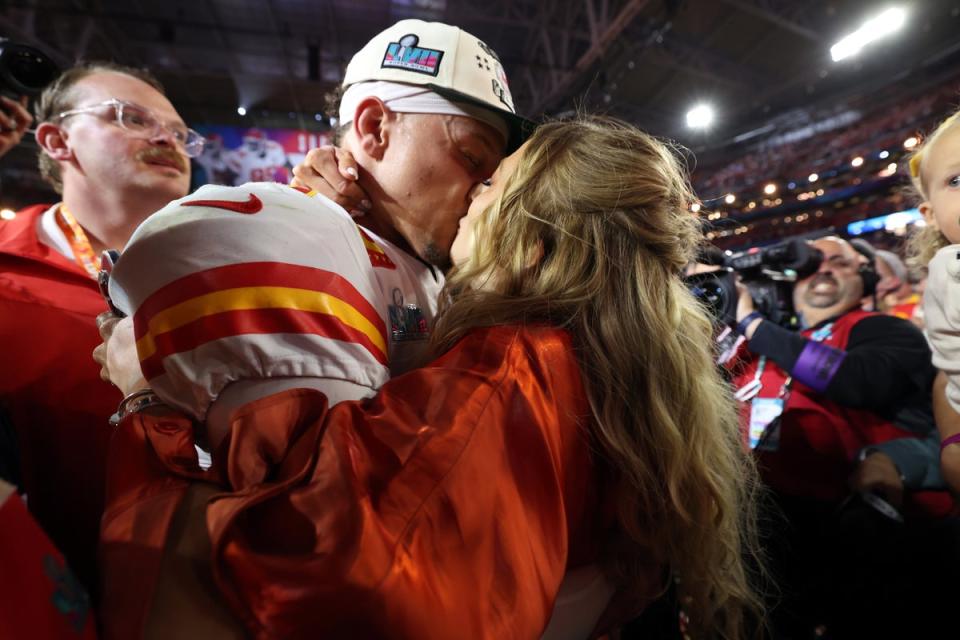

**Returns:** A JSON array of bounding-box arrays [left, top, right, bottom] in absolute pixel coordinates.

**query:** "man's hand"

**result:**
[[849, 451, 904, 509], [734, 279, 763, 338], [0, 95, 32, 159], [290, 146, 372, 218], [93, 312, 148, 397]]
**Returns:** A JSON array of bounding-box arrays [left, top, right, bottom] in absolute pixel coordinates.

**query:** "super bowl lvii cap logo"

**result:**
[[382, 34, 443, 77]]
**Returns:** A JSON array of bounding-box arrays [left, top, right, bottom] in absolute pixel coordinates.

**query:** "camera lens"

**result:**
[[0, 41, 59, 96]]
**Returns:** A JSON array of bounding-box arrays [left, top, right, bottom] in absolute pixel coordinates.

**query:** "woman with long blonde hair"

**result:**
[[99, 116, 764, 639]]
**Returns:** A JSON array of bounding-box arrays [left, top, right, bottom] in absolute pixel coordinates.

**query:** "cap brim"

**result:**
[[427, 83, 536, 154]]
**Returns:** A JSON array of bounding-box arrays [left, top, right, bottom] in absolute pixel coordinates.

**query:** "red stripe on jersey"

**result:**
[[357, 227, 397, 270], [140, 306, 388, 380]]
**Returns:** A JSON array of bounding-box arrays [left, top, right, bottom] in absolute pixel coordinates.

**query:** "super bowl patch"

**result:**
[[382, 34, 443, 77], [389, 288, 429, 342]]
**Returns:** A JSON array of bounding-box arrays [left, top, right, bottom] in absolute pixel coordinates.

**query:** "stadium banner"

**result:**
[[191, 125, 332, 189], [846, 208, 922, 236]]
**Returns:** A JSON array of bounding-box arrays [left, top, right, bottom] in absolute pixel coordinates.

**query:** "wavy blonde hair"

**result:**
[[431, 116, 766, 638], [906, 109, 960, 267]]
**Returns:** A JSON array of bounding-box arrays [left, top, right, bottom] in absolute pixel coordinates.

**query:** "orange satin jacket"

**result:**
[[101, 325, 656, 638]]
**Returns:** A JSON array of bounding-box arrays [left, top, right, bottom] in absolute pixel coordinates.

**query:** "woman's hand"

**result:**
[[93, 312, 149, 397], [290, 146, 372, 218]]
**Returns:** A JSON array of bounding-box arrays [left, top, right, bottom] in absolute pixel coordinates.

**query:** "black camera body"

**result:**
[[687, 238, 824, 329], [0, 38, 59, 99]]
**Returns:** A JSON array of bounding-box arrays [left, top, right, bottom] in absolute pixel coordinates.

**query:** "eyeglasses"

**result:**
[[57, 99, 206, 158]]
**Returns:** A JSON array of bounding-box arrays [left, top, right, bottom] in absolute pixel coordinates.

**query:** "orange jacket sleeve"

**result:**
[[103, 325, 599, 639]]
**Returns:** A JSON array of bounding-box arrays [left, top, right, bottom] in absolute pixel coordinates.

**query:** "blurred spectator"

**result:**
[[874, 249, 921, 319], [729, 236, 950, 637], [906, 107, 960, 496]]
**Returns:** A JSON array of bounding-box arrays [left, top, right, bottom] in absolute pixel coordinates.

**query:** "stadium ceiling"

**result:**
[[3, 0, 960, 149]]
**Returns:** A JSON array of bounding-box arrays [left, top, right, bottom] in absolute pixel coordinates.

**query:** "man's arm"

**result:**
[[746, 315, 933, 409]]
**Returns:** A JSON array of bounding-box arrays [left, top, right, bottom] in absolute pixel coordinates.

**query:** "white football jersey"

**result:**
[[110, 181, 442, 421]]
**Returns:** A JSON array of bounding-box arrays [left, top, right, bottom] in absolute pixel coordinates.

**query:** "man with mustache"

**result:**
[[730, 235, 946, 637], [0, 62, 199, 595]]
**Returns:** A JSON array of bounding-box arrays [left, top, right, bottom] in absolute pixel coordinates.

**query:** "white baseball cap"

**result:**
[[343, 19, 533, 152]]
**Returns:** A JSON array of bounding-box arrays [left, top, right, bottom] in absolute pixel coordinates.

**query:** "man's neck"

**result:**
[[800, 306, 853, 329], [61, 186, 167, 253], [357, 208, 405, 249]]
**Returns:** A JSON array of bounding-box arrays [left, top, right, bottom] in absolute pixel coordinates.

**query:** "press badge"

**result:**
[[749, 398, 783, 451]]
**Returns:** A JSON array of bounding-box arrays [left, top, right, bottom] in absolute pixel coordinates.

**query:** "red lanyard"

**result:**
[[54, 204, 100, 279]]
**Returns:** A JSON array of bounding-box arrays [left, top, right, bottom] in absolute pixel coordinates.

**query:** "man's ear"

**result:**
[[353, 97, 391, 161], [35, 122, 73, 162], [919, 201, 937, 230]]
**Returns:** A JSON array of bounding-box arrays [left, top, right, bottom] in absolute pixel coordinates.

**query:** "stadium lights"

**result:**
[[724, 193, 736, 205], [851, 156, 864, 167], [830, 7, 907, 62], [0, 208, 15, 220], [903, 136, 918, 149], [763, 183, 777, 195], [808, 173, 819, 182], [686, 104, 715, 129], [237, 106, 247, 116]]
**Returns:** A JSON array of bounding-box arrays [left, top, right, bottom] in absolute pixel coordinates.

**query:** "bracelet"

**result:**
[[940, 433, 960, 451], [109, 388, 167, 427], [735, 311, 764, 336]]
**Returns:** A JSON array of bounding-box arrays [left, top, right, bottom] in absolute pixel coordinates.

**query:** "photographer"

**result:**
[[730, 235, 950, 637]]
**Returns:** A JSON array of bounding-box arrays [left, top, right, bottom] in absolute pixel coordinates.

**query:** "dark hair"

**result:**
[[35, 61, 165, 193], [323, 84, 350, 145]]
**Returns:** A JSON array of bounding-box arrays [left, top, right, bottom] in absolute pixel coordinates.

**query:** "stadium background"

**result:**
[[1, 0, 959, 257]]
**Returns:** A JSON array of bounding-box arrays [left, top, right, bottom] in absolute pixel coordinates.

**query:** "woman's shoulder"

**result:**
[[433, 324, 579, 382]]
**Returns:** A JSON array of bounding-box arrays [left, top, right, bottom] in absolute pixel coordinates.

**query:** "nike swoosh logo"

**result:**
[[182, 193, 263, 214]]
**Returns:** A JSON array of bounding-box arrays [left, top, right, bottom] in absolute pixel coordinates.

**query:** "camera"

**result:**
[[0, 38, 59, 99], [686, 237, 824, 329]]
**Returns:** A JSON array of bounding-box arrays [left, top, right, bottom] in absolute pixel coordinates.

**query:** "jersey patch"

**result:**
[[357, 226, 397, 270]]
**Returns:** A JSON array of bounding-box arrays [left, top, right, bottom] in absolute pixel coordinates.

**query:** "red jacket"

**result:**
[[0, 492, 97, 639], [0, 204, 121, 595], [100, 326, 660, 638]]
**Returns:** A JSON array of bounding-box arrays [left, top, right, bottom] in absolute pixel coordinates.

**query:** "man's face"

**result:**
[[59, 71, 191, 201], [370, 113, 505, 269], [450, 141, 525, 267], [874, 257, 902, 302], [794, 238, 865, 317]]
